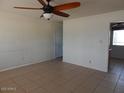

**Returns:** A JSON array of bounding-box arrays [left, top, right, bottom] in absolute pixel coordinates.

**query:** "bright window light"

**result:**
[[113, 30, 124, 46]]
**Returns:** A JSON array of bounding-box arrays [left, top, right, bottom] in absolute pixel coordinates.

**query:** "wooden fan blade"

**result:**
[[37, 0, 46, 6], [14, 7, 42, 10], [54, 2, 80, 11], [53, 11, 70, 17]]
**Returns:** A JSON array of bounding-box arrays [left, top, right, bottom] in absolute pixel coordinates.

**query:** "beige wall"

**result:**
[[63, 10, 124, 72], [0, 11, 62, 71]]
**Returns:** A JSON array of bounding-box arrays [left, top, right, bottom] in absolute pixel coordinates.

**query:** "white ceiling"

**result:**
[[0, 0, 124, 21]]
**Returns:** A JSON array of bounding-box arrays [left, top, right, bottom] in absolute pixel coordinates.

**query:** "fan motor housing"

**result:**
[[43, 5, 54, 13]]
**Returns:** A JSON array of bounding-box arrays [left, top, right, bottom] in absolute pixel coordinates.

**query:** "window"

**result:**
[[113, 30, 124, 46]]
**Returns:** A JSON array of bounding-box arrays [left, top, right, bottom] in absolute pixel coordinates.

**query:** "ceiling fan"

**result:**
[[14, 0, 80, 20]]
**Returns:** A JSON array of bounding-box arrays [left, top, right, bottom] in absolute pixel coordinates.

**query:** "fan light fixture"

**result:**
[[14, 0, 81, 20], [43, 13, 52, 20]]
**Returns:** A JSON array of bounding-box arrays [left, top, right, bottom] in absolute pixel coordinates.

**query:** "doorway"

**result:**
[[109, 22, 124, 72], [55, 23, 63, 59], [110, 22, 124, 59]]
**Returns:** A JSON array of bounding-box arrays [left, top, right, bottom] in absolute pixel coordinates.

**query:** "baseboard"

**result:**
[[0, 58, 54, 73], [63, 59, 108, 72]]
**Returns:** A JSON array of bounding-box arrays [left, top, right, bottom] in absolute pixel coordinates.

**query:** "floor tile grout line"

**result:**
[[92, 76, 106, 93], [113, 67, 123, 93], [11, 74, 44, 93]]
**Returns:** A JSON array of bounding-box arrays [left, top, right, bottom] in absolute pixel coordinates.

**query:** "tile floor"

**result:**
[[0, 58, 124, 93]]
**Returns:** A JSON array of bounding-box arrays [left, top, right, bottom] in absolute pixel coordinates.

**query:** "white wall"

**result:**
[[63, 10, 124, 72], [0, 11, 62, 71]]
